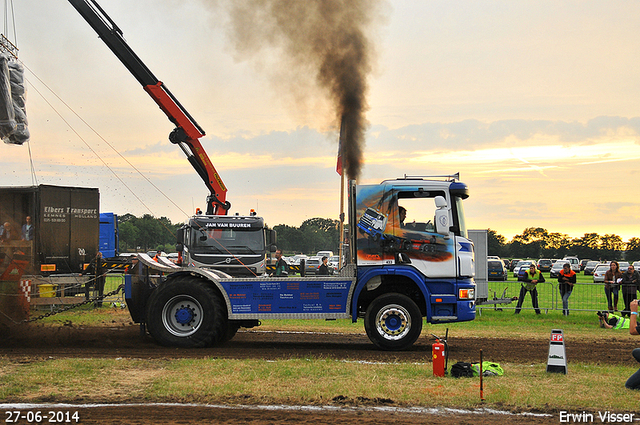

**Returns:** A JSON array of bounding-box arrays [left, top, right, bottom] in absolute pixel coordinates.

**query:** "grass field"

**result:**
[[1, 356, 637, 412]]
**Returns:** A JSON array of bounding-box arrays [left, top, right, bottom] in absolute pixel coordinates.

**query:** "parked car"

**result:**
[[304, 256, 322, 275], [328, 255, 340, 272], [502, 259, 510, 269], [166, 252, 179, 264], [510, 259, 523, 272], [619, 261, 630, 273], [593, 263, 611, 283], [289, 255, 309, 266], [562, 257, 581, 273], [633, 261, 640, 270], [550, 260, 570, 278], [583, 261, 599, 276], [580, 259, 590, 271], [316, 251, 334, 259], [488, 260, 507, 281], [487, 256, 500, 260], [513, 260, 535, 278], [537, 259, 553, 272]]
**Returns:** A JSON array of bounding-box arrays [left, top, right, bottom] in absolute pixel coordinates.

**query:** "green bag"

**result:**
[[471, 362, 504, 377]]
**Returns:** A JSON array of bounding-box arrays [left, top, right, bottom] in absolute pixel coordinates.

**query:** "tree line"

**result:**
[[118, 213, 181, 253], [117, 214, 341, 255], [488, 227, 640, 261], [273, 217, 341, 255]]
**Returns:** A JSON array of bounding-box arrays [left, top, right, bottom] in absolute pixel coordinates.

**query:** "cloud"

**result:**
[[366, 116, 640, 153]]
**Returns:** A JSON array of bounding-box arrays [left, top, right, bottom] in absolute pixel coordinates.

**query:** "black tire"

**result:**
[[146, 276, 227, 348], [364, 293, 423, 351], [219, 322, 240, 343]]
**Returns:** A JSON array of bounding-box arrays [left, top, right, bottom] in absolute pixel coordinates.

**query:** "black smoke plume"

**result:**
[[216, 0, 382, 180]]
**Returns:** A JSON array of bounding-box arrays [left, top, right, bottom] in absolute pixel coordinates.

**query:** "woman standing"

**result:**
[[604, 261, 622, 312], [558, 263, 576, 316]]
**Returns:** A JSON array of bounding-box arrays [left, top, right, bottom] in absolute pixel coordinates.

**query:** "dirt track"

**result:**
[[1, 322, 637, 424], [2, 321, 637, 365]]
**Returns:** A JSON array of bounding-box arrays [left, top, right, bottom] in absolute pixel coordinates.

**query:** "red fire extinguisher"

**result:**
[[432, 340, 445, 377], [431, 330, 449, 377]]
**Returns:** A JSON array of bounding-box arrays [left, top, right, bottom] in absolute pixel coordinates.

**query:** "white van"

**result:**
[[562, 256, 580, 273], [316, 251, 334, 259]]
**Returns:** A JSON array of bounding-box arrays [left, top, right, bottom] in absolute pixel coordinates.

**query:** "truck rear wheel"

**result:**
[[146, 276, 226, 348], [364, 293, 422, 351], [219, 322, 240, 343]]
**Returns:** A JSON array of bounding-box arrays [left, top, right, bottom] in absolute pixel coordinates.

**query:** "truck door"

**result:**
[[391, 190, 456, 278]]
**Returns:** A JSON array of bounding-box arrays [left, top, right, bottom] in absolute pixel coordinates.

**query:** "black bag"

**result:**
[[450, 361, 474, 378]]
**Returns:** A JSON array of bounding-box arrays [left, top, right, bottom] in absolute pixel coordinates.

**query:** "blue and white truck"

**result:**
[[127, 175, 477, 350]]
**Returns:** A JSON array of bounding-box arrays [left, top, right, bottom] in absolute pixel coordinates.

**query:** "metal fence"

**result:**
[[23, 272, 126, 308], [479, 280, 633, 313]]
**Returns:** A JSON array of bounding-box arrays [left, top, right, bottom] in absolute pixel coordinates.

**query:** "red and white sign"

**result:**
[[551, 333, 563, 342], [19, 279, 32, 303]]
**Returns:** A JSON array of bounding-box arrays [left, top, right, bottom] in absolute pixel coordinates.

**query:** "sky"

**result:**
[[2, 0, 640, 242]]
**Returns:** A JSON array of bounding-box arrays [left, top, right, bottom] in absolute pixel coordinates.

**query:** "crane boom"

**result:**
[[68, 0, 229, 215]]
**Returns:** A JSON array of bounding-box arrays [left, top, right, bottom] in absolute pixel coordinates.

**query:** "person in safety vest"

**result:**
[[515, 263, 544, 315], [271, 249, 288, 277], [558, 263, 577, 316], [598, 311, 630, 329]]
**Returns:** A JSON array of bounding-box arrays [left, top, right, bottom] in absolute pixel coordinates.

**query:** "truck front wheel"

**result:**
[[146, 276, 226, 348], [364, 293, 422, 351]]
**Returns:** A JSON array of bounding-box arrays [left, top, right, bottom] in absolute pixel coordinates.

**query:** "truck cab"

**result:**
[[349, 176, 476, 325], [177, 214, 276, 277]]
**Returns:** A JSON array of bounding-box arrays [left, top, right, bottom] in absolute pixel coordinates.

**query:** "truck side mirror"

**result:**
[[176, 227, 185, 244], [269, 229, 277, 246], [269, 244, 277, 253], [434, 196, 450, 237], [396, 252, 412, 264]]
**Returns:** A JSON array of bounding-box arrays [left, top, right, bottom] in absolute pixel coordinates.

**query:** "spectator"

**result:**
[[625, 300, 640, 390], [153, 250, 162, 262], [0, 221, 18, 243], [21, 216, 33, 241], [126, 257, 140, 275], [604, 261, 622, 312], [514, 263, 544, 315], [558, 263, 576, 316], [318, 256, 330, 275], [621, 265, 640, 317], [271, 249, 288, 277], [85, 252, 105, 307]]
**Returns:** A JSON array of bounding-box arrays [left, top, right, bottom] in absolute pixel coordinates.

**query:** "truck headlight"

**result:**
[[459, 288, 475, 300]]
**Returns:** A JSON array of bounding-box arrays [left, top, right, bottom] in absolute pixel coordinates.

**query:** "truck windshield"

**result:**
[[453, 196, 468, 239], [191, 228, 264, 254]]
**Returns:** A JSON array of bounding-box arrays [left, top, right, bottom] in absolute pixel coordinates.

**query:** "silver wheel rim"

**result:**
[[375, 303, 411, 341], [162, 295, 204, 337]]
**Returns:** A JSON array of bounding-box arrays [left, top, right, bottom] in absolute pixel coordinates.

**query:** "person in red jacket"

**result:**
[[558, 262, 577, 316]]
